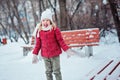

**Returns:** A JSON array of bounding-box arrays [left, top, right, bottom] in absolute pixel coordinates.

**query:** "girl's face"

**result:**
[[41, 19, 51, 27]]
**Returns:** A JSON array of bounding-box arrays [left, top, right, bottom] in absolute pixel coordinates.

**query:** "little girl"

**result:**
[[32, 9, 75, 80]]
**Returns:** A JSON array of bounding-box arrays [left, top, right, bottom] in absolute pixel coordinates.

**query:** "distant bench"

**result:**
[[0, 38, 7, 45], [21, 28, 100, 56]]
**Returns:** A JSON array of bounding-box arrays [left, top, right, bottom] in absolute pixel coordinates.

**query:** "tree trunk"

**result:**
[[0, 22, 8, 36], [108, 0, 120, 42], [30, 0, 38, 26], [58, 0, 68, 30], [38, 0, 42, 20], [47, 0, 58, 25], [24, 6, 31, 36], [69, 0, 82, 30]]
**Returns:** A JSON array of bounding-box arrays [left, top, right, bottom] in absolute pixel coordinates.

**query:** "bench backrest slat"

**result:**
[[61, 28, 99, 47]]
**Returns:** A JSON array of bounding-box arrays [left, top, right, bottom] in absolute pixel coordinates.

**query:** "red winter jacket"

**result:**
[[33, 27, 69, 58]]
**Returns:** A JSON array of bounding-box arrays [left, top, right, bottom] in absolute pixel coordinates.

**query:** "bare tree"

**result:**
[[23, 1, 31, 36], [30, 0, 38, 27], [47, 0, 58, 25], [68, 0, 82, 30], [0, 22, 8, 36], [38, 0, 42, 19], [58, 0, 68, 30], [0, 1, 8, 36], [11, 0, 29, 44], [108, 0, 120, 42]]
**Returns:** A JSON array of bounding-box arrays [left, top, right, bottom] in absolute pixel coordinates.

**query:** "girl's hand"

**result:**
[[65, 48, 76, 58], [65, 48, 86, 58], [32, 54, 39, 64]]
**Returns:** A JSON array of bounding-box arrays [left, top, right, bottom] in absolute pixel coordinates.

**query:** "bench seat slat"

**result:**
[[69, 43, 99, 47], [64, 39, 99, 45]]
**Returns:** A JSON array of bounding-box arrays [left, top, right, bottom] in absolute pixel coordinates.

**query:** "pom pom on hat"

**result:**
[[41, 9, 53, 21]]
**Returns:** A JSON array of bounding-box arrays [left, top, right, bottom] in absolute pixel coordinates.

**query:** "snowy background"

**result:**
[[0, 29, 120, 80]]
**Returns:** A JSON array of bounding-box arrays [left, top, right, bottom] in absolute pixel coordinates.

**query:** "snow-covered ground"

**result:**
[[0, 30, 120, 80]]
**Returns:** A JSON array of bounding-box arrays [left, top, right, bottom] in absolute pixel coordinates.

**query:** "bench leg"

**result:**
[[85, 46, 93, 57], [23, 48, 29, 56]]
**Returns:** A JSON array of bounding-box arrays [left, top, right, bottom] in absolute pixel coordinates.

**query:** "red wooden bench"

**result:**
[[62, 28, 99, 56], [21, 28, 100, 56]]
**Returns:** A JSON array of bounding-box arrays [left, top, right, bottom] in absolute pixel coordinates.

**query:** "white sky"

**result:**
[[0, 29, 120, 80]]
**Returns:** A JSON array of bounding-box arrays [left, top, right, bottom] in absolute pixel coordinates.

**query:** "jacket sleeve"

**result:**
[[55, 27, 69, 51], [32, 32, 41, 55]]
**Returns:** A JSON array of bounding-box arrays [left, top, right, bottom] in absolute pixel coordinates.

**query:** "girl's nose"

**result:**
[[44, 23, 48, 27]]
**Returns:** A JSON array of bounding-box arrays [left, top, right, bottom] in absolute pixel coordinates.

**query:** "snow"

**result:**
[[0, 30, 120, 80], [103, 0, 108, 5]]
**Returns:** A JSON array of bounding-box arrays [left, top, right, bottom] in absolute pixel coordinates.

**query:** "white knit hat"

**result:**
[[41, 9, 53, 21]]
